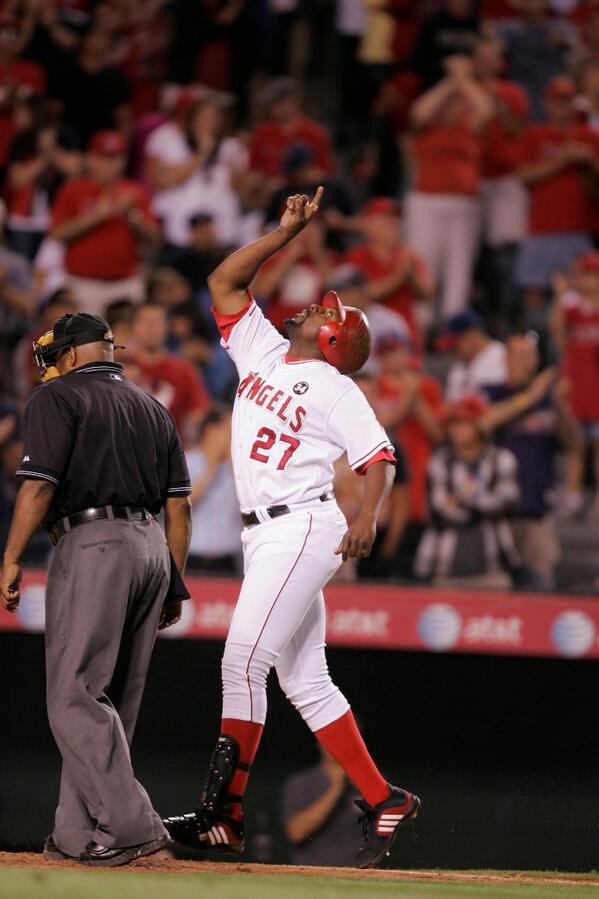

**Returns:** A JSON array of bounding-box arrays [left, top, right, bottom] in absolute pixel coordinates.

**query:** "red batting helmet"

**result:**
[[317, 291, 371, 374]]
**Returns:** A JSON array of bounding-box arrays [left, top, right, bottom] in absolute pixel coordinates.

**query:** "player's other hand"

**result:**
[[158, 598, 182, 630], [0, 561, 22, 613], [335, 514, 376, 562], [279, 186, 324, 238]]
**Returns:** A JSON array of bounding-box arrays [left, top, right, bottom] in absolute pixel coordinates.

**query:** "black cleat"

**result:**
[[355, 785, 420, 869], [163, 809, 244, 853], [78, 834, 171, 868], [164, 734, 247, 854], [43, 835, 75, 862]]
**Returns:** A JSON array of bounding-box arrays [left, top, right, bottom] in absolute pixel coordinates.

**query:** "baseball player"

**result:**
[[164, 188, 420, 869]]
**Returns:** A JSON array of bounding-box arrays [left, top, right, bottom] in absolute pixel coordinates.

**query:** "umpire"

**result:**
[[0, 312, 192, 868]]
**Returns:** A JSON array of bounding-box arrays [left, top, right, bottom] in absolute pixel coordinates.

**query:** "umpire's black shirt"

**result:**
[[17, 361, 191, 524]]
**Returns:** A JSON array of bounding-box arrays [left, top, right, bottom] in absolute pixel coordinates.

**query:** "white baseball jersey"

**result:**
[[215, 293, 393, 512]]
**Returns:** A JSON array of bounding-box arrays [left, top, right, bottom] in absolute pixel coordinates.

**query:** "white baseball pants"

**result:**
[[480, 176, 528, 248], [66, 273, 145, 314], [221, 502, 351, 732], [405, 190, 481, 321]]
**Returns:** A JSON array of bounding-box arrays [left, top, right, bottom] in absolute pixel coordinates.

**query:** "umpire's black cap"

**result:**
[[34, 313, 116, 371]]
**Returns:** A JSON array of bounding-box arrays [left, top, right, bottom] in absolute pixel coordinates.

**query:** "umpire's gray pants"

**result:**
[[45, 516, 170, 857]]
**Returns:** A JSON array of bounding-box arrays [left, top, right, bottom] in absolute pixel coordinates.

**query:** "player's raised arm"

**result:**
[[208, 187, 324, 314]]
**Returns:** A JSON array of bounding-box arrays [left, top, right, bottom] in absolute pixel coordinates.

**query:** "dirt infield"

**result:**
[[1, 850, 599, 889]]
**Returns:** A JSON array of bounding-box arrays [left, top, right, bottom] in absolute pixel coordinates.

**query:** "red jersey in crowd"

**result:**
[[377, 373, 444, 523], [133, 353, 210, 433], [481, 80, 530, 179], [343, 243, 430, 345], [560, 292, 599, 422], [249, 117, 334, 178], [409, 122, 482, 195], [517, 124, 599, 234], [51, 178, 156, 279]]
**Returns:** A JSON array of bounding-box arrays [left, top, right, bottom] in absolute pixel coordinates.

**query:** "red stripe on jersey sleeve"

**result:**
[[355, 448, 396, 477], [211, 289, 256, 342]]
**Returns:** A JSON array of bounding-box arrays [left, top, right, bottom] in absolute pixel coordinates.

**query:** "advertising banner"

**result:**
[[1, 570, 599, 660]]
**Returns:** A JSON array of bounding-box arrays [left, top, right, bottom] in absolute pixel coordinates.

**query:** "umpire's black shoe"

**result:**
[[355, 785, 421, 869], [43, 835, 75, 862], [163, 810, 245, 853], [78, 834, 171, 868]]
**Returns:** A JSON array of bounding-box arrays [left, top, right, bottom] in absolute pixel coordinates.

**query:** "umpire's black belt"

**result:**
[[49, 505, 152, 545], [241, 491, 334, 528]]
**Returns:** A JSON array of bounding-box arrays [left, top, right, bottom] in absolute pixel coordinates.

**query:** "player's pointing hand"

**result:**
[[280, 186, 324, 239]]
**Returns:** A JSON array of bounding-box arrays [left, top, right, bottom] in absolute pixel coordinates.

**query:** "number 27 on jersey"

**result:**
[[250, 427, 300, 470]]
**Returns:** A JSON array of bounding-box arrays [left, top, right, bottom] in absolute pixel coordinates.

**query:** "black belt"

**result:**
[[49, 505, 152, 546], [241, 492, 334, 528]]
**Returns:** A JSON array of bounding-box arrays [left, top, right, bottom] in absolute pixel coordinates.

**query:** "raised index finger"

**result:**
[[310, 185, 324, 210]]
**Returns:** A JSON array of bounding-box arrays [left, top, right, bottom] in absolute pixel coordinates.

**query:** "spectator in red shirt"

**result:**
[[516, 76, 599, 317], [248, 78, 334, 198], [550, 250, 599, 518], [343, 197, 434, 348], [50, 129, 160, 315], [405, 54, 494, 324], [375, 333, 444, 576], [131, 301, 211, 437]]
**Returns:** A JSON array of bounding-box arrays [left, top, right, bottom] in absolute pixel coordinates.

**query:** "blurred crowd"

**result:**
[[0, 0, 598, 593]]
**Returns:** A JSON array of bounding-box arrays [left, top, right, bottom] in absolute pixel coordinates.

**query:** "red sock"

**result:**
[[219, 718, 263, 821], [315, 710, 390, 807]]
